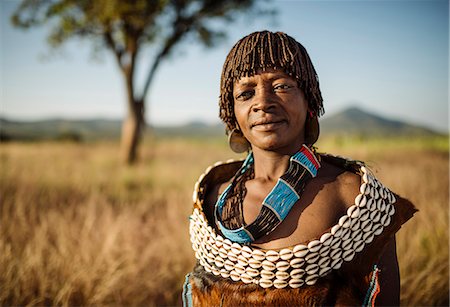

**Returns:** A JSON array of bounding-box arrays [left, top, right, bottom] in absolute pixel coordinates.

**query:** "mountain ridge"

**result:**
[[0, 106, 444, 141]]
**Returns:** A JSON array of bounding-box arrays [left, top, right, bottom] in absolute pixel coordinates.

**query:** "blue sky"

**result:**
[[1, 0, 448, 132]]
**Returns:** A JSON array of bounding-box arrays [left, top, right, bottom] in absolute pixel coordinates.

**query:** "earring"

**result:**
[[305, 112, 320, 145], [228, 129, 250, 153]]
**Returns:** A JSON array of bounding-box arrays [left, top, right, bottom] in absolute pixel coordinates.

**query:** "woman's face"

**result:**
[[233, 69, 308, 154]]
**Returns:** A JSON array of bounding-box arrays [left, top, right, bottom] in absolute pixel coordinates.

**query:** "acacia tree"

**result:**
[[12, 0, 269, 164]]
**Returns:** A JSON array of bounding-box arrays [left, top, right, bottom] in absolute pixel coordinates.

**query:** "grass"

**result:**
[[0, 136, 448, 306]]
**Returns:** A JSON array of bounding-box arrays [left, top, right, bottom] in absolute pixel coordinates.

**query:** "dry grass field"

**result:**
[[1, 136, 448, 306]]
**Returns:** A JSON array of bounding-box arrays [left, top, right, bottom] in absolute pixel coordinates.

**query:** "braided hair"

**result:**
[[219, 31, 324, 133]]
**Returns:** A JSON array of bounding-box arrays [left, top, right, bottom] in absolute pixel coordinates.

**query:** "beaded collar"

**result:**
[[215, 145, 321, 244], [190, 157, 397, 289]]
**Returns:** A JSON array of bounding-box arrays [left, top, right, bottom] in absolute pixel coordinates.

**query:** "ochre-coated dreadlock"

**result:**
[[219, 31, 324, 133]]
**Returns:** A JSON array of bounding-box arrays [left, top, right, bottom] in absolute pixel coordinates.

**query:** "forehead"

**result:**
[[234, 69, 295, 87]]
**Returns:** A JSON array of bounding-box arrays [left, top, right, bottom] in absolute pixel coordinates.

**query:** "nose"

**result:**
[[251, 88, 277, 113]]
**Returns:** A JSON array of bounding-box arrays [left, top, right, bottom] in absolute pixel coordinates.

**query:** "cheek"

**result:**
[[233, 103, 247, 130]]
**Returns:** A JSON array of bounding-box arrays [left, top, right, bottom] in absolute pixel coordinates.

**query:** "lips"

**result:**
[[251, 119, 284, 128], [251, 118, 286, 129]]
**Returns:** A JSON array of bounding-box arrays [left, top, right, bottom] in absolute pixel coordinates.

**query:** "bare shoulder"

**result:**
[[316, 159, 362, 210]]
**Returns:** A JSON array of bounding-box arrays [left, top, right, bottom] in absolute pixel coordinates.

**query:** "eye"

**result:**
[[235, 90, 254, 101], [273, 83, 294, 91]]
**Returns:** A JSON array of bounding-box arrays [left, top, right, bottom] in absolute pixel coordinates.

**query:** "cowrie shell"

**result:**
[[374, 188, 379, 199], [260, 269, 275, 280], [388, 192, 396, 203], [265, 250, 279, 262], [218, 247, 228, 259], [275, 271, 290, 280], [377, 199, 386, 212], [363, 173, 369, 184], [290, 258, 305, 268], [330, 248, 342, 259], [370, 210, 381, 223], [290, 268, 306, 279], [231, 243, 241, 255], [240, 273, 252, 284], [276, 261, 290, 272], [248, 258, 262, 269], [364, 233, 375, 244], [204, 263, 213, 273], [373, 224, 384, 236], [274, 279, 288, 289], [215, 235, 224, 247], [289, 278, 305, 288], [306, 263, 319, 275], [245, 267, 259, 277], [359, 209, 370, 221], [339, 216, 351, 228], [331, 258, 343, 269], [212, 268, 220, 276], [262, 260, 276, 271], [387, 204, 395, 216], [234, 263, 245, 275], [361, 165, 368, 174], [237, 254, 248, 266], [347, 205, 360, 219], [318, 257, 330, 268], [227, 251, 237, 262], [206, 253, 215, 263], [252, 249, 266, 261], [293, 244, 309, 258], [330, 236, 341, 249], [331, 224, 341, 236], [360, 183, 369, 195], [367, 198, 377, 211], [320, 233, 333, 246], [210, 244, 219, 255], [214, 256, 224, 268], [356, 193, 367, 207], [319, 266, 332, 276], [222, 239, 232, 250], [306, 274, 319, 285], [343, 249, 355, 262], [361, 219, 373, 232], [306, 252, 320, 263], [308, 240, 321, 253], [280, 248, 294, 260], [220, 270, 230, 278], [341, 228, 351, 241], [342, 239, 353, 251], [259, 278, 273, 288], [353, 240, 365, 253], [241, 246, 252, 258], [382, 215, 391, 227], [351, 219, 361, 231], [319, 245, 331, 257], [224, 259, 234, 271], [380, 187, 387, 199], [352, 229, 363, 241]]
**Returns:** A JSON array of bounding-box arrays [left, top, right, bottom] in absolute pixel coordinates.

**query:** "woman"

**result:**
[[184, 31, 416, 306]]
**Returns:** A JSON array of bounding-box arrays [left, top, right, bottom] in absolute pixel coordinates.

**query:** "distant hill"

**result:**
[[0, 118, 123, 141], [320, 107, 441, 137], [0, 107, 443, 141]]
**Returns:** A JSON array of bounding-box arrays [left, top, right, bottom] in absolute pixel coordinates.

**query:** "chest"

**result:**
[[243, 177, 348, 249]]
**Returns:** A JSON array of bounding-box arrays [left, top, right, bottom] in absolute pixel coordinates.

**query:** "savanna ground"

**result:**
[[1, 135, 448, 306]]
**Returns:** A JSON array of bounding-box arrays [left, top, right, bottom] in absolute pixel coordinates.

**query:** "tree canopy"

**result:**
[[12, 0, 273, 163]]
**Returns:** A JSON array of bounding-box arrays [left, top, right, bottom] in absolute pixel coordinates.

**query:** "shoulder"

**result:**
[[193, 159, 243, 220], [315, 155, 362, 211]]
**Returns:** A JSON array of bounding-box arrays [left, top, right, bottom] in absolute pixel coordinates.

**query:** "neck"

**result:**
[[251, 147, 298, 181]]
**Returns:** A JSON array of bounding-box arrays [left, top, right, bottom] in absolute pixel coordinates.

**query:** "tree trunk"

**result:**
[[120, 99, 144, 164]]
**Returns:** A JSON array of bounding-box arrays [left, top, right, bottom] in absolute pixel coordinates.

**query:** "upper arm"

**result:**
[[376, 236, 400, 306]]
